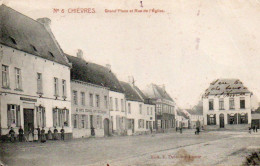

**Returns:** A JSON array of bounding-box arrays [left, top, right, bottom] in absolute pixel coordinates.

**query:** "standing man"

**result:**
[[60, 126, 65, 141], [53, 127, 58, 140], [9, 127, 15, 143], [18, 126, 24, 142], [37, 126, 41, 142], [41, 127, 46, 143]]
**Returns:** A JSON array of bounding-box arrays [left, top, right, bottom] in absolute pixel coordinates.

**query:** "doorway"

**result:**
[[23, 109, 34, 134], [219, 114, 225, 128], [104, 118, 110, 136]]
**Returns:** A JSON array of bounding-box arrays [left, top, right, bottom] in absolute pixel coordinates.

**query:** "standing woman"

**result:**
[[18, 126, 24, 142], [33, 128, 38, 142], [41, 127, 46, 143], [9, 127, 15, 143], [28, 129, 33, 142], [47, 128, 53, 140], [53, 127, 59, 140], [37, 126, 41, 142]]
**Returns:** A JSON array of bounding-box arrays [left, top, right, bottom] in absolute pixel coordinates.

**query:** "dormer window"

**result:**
[[31, 45, 37, 52], [9, 37, 17, 45], [49, 51, 54, 58]]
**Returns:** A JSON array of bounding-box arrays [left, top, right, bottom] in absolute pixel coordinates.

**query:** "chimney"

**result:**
[[77, 49, 83, 59], [128, 76, 135, 85], [37, 17, 52, 31], [106, 64, 111, 71], [162, 84, 165, 91]]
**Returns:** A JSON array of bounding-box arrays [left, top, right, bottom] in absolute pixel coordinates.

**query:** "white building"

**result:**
[[175, 109, 189, 128], [120, 79, 155, 135], [185, 109, 203, 129], [202, 79, 253, 130], [0, 5, 72, 138], [67, 52, 111, 138]]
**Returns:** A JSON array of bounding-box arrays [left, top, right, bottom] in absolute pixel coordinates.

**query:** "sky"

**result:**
[[2, 0, 260, 108]]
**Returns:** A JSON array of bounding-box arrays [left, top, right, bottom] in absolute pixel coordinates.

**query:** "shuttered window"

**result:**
[[7, 104, 21, 127], [36, 106, 46, 127]]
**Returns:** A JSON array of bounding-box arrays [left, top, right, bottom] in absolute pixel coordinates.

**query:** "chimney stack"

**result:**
[[128, 76, 135, 85], [106, 64, 111, 71], [37, 17, 51, 31], [77, 49, 83, 59]]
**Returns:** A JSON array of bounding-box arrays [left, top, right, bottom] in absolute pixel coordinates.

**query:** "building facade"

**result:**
[[185, 109, 203, 129], [203, 79, 252, 130], [67, 52, 114, 138], [0, 5, 72, 138], [120, 80, 155, 135], [143, 84, 175, 132]]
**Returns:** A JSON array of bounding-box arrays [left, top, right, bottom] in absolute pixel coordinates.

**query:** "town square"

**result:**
[[0, 0, 260, 166]]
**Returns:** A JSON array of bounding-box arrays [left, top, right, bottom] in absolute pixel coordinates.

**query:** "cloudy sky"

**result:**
[[3, 0, 260, 108]]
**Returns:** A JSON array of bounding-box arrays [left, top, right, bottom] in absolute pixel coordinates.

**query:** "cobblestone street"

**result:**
[[1, 130, 260, 166]]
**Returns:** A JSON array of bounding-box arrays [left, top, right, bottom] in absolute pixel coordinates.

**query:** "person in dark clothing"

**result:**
[[18, 126, 24, 142], [255, 125, 258, 132], [176, 127, 178, 132], [37, 126, 41, 142], [53, 127, 59, 140], [9, 127, 15, 143], [180, 127, 182, 134], [41, 127, 46, 143], [60, 126, 65, 141]]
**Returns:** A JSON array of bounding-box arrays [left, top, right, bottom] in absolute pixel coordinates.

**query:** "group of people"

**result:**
[[8, 126, 65, 143], [249, 125, 258, 134]]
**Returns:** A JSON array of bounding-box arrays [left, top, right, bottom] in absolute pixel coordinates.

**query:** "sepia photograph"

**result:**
[[0, 0, 259, 165]]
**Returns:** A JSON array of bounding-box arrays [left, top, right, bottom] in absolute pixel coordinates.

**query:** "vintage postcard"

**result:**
[[0, 0, 259, 165]]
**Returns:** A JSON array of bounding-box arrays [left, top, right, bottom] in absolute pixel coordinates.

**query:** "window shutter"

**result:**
[[245, 113, 248, 123], [16, 105, 21, 127], [66, 109, 69, 127], [43, 107, 46, 127], [207, 115, 210, 125], [234, 114, 237, 124], [227, 114, 230, 124], [238, 113, 241, 124], [53, 108, 56, 127], [36, 107, 39, 127], [78, 115, 82, 129], [93, 115, 97, 128], [85, 115, 88, 129], [99, 116, 103, 129], [7, 104, 11, 127]]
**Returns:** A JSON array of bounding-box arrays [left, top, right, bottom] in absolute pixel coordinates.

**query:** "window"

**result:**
[[96, 115, 103, 129], [110, 97, 113, 111], [36, 106, 46, 127], [104, 96, 108, 108], [96, 95, 100, 107], [15, 68, 22, 90], [228, 114, 235, 124], [31, 44, 37, 52], [73, 91, 78, 105], [2, 65, 9, 88], [128, 103, 131, 114], [81, 92, 85, 106], [54, 77, 59, 96], [10, 37, 17, 45], [73, 114, 78, 128], [115, 98, 118, 111], [139, 104, 142, 114], [138, 119, 144, 128], [37, 73, 43, 94], [229, 98, 235, 109], [147, 107, 149, 115], [53, 108, 69, 127], [219, 98, 224, 110], [209, 99, 214, 110], [7, 104, 21, 127], [81, 115, 85, 128], [240, 97, 245, 109], [62, 80, 67, 97], [239, 113, 248, 124], [207, 114, 216, 125], [121, 99, 124, 112], [89, 93, 94, 106]]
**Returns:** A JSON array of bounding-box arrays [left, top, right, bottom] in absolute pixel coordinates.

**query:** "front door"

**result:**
[[103, 118, 109, 136], [219, 114, 224, 128], [23, 109, 34, 134]]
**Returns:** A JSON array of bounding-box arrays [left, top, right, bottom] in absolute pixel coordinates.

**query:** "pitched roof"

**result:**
[[67, 55, 124, 93], [177, 109, 189, 119], [186, 109, 202, 115], [203, 79, 251, 97], [0, 5, 69, 66], [143, 84, 173, 101], [120, 81, 143, 102]]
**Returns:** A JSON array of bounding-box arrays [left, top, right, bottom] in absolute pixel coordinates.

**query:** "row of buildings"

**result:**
[[0, 5, 257, 140], [0, 5, 177, 139]]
